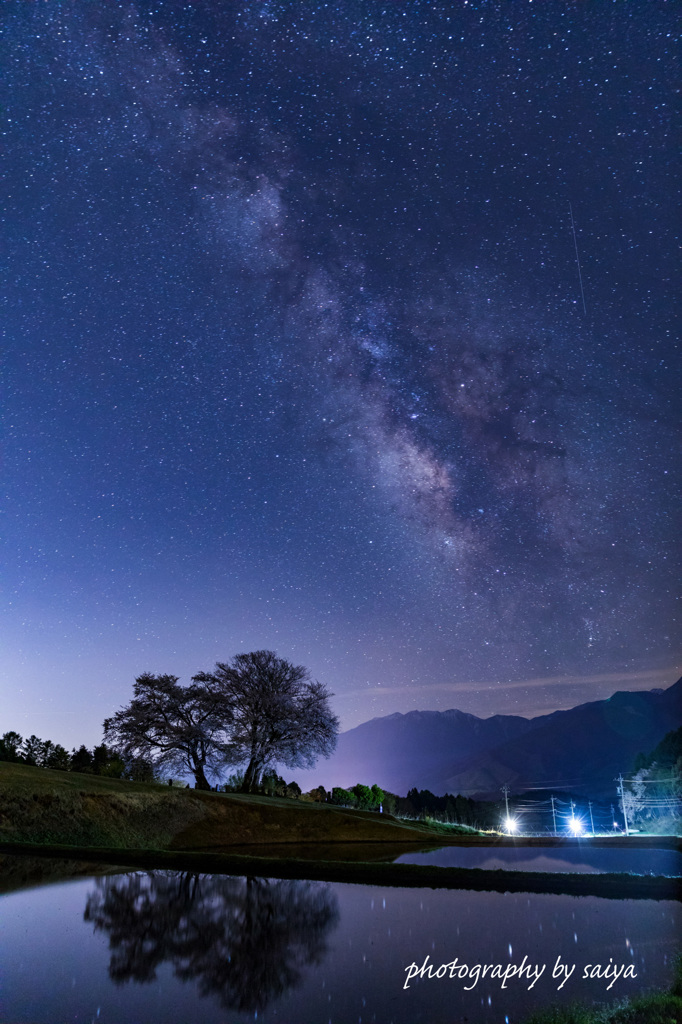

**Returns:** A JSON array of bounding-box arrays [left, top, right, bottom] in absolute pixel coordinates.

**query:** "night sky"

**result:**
[[3, 1, 679, 752]]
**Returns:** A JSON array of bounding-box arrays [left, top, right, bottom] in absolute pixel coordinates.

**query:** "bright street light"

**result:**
[[568, 815, 585, 836]]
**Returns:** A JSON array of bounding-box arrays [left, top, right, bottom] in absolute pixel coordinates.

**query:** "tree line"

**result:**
[[0, 730, 388, 808], [623, 726, 682, 832], [0, 731, 155, 780]]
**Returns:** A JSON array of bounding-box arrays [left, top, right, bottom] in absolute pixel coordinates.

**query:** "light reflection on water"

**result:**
[[0, 863, 679, 1024], [395, 845, 682, 876]]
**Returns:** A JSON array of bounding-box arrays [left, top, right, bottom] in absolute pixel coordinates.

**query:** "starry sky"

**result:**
[[3, 1, 679, 751]]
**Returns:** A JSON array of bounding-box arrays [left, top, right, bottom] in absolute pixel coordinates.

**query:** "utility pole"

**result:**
[[550, 795, 557, 836], [502, 784, 510, 826], [617, 774, 630, 836], [588, 801, 595, 836], [568, 799, 579, 835]]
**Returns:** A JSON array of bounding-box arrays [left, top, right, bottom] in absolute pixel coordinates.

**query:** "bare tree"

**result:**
[[194, 651, 338, 793], [103, 673, 230, 790]]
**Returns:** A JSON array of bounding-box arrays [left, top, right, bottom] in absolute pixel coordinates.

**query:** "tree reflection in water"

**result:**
[[84, 872, 339, 1012]]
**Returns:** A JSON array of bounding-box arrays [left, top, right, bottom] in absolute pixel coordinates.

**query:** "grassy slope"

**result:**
[[524, 956, 682, 1024], [0, 761, 454, 850]]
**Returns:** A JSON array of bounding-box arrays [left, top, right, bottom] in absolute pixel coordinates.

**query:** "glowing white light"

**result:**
[[504, 816, 519, 834], [568, 815, 585, 836]]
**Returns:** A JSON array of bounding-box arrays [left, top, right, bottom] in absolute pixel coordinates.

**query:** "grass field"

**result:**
[[0, 761, 471, 850]]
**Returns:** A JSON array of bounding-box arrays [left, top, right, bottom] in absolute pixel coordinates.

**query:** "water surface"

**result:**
[[0, 860, 678, 1024], [395, 844, 682, 876]]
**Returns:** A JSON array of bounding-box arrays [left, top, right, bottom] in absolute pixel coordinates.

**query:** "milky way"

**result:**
[[3, 2, 679, 743]]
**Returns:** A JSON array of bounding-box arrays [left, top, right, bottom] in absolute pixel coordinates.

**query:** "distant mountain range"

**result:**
[[293, 677, 682, 799]]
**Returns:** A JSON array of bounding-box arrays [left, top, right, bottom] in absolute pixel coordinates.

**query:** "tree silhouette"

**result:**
[[195, 650, 338, 792], [103, 674, 229, 789], [84, 871, 339, 1013]]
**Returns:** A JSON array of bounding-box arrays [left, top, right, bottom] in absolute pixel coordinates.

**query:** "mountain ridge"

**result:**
[[292, 678, 682, 799]]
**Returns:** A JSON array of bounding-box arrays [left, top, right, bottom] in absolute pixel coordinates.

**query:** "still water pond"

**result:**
[[396, 845, 682, 876], [0, 861, 678, 1024]]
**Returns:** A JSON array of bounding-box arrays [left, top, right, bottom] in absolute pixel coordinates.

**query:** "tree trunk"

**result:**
[[241, 758, 260, 793], [193, 763, 211, 790]]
